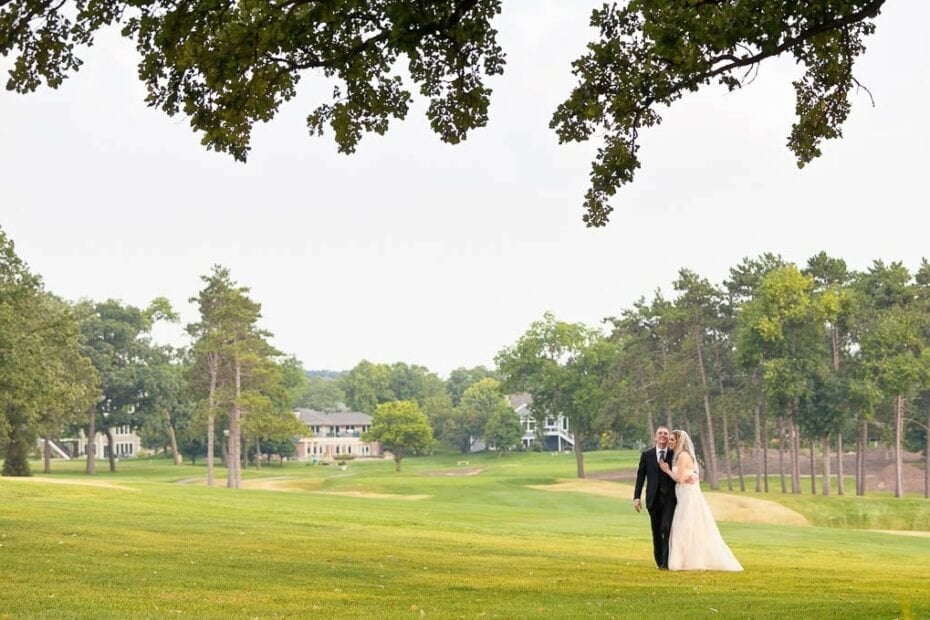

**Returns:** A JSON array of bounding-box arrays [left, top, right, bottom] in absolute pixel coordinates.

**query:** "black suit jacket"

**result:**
[[633, 446, 675, 509]]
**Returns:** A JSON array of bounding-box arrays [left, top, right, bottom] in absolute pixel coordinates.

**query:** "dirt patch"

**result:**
[[590, 447, 928, 495], [311, 491, 431, 500], [0, 476, 137, 491], [530, 479, 810, 526], [866, 529, 930, 538], [176, 477, 325, 492], [242, 477, 322, 492], [422, 468, 484, 477]]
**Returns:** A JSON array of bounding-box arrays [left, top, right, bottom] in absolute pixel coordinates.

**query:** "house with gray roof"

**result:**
[[293, 409, 382, 461], [507, 394, 574, 452]]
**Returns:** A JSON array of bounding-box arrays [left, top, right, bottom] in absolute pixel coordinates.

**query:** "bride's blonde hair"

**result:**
[[672, 429, 697, 467]]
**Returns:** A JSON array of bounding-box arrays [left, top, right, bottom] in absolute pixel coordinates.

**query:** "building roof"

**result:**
[[295, 409, 372, 426], [508, 393, 533, 409]]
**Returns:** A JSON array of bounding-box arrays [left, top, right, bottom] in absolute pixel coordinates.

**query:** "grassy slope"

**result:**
[[1, 451, 928, 619]]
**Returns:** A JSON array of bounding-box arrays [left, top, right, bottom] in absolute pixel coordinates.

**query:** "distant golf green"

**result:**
[[2, 450, 928, 619]]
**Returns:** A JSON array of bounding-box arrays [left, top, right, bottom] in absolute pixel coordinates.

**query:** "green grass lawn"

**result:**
[[1, 450, 928, 619]]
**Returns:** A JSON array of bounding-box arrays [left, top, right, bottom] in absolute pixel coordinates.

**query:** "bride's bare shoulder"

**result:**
[[676, 451, 694, 468]]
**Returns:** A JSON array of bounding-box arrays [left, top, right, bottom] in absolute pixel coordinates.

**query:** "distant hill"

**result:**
[[304, 369, 346, 380]]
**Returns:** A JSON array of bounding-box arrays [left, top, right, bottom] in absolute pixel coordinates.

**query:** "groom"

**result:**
[[633, 426, 676, 569]]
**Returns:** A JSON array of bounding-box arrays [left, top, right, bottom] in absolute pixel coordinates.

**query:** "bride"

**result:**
[[659, 429, 742, 572]]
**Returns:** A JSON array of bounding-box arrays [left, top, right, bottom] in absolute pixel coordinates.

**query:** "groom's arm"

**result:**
[[633, 451, 646, 512]]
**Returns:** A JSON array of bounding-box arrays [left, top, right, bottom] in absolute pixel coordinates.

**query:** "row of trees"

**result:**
[[1, 224, 525, 482], [5, 221, 928, 498], [496, 253, 930, 499], [1, 227, 305, 484]]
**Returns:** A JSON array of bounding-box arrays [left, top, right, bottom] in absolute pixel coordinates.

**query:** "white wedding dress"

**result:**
[[668, 462, 743, 572]]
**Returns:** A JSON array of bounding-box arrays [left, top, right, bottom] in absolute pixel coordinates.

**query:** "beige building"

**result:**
[[60, 426, 142, 459], [293, 409, 382, 461]]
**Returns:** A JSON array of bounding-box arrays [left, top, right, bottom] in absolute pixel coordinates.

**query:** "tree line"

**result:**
[[4, 223, 929, 498], [1, 228, 306, 485], [0, 227, 521, 481], [497, 252, 930, 499]]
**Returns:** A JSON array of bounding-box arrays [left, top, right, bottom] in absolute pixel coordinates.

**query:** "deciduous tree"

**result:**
[[496, 312, 612, 478], [362, 400, 434, 472], [1, 2, 890, 224]]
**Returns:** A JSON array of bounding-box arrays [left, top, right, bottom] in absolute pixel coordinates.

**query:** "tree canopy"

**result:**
[[0, 1, 889, 225], [363, 400, 434, 471], [1, 228, 99, 476]]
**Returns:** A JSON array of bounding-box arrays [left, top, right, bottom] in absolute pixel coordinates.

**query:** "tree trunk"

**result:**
[[753, 402, 762, 492], [574, 431, 585, 479], [646, 411, 655, 444], [826, 323, 839, 496], [809, 439, 816, 494], [43, 436, 52, 474], [206, 352, 218, 487], [713, 347, 732, 491], [106, 427, 117, 472], [165, 411, 182, 465], [925, 405, 930, 500], [762, 410, 769, 493], [255, 437, 261, 470], [236, 358, 243, 488], [857, 419, 867, 496], [822, 434, 831, 496], [831, 325, 840, 374], [659, 342, 673, 430], [778, 417, 786, 494], [721, 409, 733, 491], [695, 339, 719, 489], [790, 417, 801, 494], [228, 355, 242, 489], [85, 404, 96, 475], [734, 416, 745, 492], [894, 394, 904, 498], [837, 433, 845, 496], [2, 407, 32, 476]]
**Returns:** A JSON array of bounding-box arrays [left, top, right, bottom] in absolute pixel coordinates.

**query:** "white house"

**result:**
[[293, 409, 383, 461], [59, 426, 142, 459], [508, 393, 574, 452]]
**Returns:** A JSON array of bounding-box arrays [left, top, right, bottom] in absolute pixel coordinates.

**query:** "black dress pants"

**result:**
[[648, 490, 676, 568]]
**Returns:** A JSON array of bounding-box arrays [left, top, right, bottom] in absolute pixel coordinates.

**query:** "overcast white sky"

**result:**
[[2, 1, 927, 377]]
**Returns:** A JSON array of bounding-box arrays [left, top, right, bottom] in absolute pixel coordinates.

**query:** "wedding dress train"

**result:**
[[668, 465, 743, 572]]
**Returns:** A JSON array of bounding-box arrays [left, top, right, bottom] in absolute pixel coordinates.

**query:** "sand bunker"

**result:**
[[420, 467, 485, 477], [175, 477, 428, 499], [241, 477, 316, 491], [529, 479, 810, 526], [866, 529, 930, 538], [0, 476, 137, 491], [311, 491, 430, 501]]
